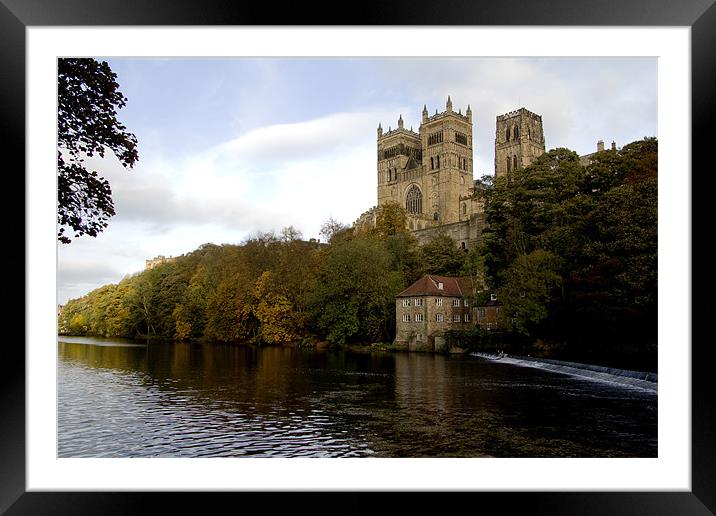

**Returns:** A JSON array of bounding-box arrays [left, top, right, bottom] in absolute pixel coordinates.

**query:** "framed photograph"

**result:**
[[10, 0, 712, 513]]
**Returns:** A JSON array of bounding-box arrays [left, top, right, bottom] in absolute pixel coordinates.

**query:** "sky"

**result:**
[[57, 57, 657, 304]]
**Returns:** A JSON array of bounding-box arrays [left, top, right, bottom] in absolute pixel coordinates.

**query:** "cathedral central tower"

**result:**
[[376, 97, 474, 230]]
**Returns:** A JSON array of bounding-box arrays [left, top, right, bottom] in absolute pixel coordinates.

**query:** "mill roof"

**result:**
[[396, 274, 476, 298]]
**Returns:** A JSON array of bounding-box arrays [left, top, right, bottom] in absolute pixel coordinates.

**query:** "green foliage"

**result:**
[[479, 138, 658, 367], [420, 233, 467, 276], [57, 58, 138, 243], [496, 250, 563, 335], [309, 236, 404, 345]]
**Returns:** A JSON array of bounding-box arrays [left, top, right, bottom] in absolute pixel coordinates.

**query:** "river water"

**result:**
[[58, 337, 657, 458]]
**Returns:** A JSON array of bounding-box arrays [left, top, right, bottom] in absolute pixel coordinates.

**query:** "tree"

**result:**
[[57, 58, 138, 243], [497, 249, 563, 335], [319, 217, 348, 243], [420, 233, 466, 276], [309, 238, 403, 345], [372, 201, 408, 239]]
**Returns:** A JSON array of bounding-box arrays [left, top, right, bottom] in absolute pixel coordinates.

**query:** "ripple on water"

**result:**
[[58, 341, 657, 458]]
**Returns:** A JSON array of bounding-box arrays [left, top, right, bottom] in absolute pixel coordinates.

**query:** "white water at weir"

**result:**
[[470, 352, 658, 393]]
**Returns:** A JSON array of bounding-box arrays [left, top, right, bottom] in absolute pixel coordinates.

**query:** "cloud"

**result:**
[[57, 260, 127, 302]]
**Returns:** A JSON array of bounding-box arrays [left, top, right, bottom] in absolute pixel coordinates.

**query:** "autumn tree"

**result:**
[[58, 58, 138, 243], [319, 217, 348, 244]]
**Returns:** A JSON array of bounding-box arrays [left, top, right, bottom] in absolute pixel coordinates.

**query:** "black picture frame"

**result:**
[[7, 0, 712, 513]]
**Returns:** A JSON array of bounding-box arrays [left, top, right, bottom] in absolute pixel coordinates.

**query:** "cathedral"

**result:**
[[354, 97, 546, 250]]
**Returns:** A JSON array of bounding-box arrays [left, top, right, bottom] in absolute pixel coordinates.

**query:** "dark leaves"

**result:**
[[57, 58, 138, 243]]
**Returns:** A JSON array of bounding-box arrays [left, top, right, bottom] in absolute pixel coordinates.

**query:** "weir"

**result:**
[[470, 352, 658, 393]]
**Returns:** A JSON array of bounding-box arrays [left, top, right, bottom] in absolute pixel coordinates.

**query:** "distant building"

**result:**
[[579, 139, 618, 166], [474, 293, 502, 331], [145, 255, 176, 270]]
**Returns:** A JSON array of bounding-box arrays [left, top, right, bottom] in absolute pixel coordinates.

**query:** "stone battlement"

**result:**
[[426, 109, 469, 123], [379, 127, 420, 140], [497, 107, 541, 120]]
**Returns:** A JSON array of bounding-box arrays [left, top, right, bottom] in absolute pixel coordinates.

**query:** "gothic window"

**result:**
[[514, 125, 519, 139], [433, 212, 439, 221], [513, 155, 518, 170], [405, 184, 423, 214], [428, 130, 443, 146], [528, 127, 531, 139], [430, 157, 434, 170], [461, 203, 467, 215], [507, 156, 511, 172], [437, 155, 440, 169], [506, 127, 510, 142]]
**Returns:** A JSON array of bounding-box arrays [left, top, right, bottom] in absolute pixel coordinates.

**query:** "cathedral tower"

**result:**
[[494, 108, 545, 178], [376, 97, 474, 229]]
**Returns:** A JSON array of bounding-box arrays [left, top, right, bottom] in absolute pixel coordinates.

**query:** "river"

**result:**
[[58, 337, 657, 457]]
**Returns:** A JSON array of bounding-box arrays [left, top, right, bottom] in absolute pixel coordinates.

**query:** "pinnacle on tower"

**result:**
[[377, 123, 383, 137], [398, 114, 404, 129], [446, 95, 453, 112], [466, 104, 472, 122], [422, 104, 429, 123]]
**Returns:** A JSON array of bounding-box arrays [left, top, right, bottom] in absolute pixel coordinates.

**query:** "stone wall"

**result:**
[[395, 295, 476, 352]]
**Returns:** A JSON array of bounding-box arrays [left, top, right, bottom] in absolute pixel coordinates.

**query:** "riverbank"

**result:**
[[470, 352, 658, 392]]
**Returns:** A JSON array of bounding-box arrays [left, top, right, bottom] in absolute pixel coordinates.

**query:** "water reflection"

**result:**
[[58, 339, 657, 458]]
